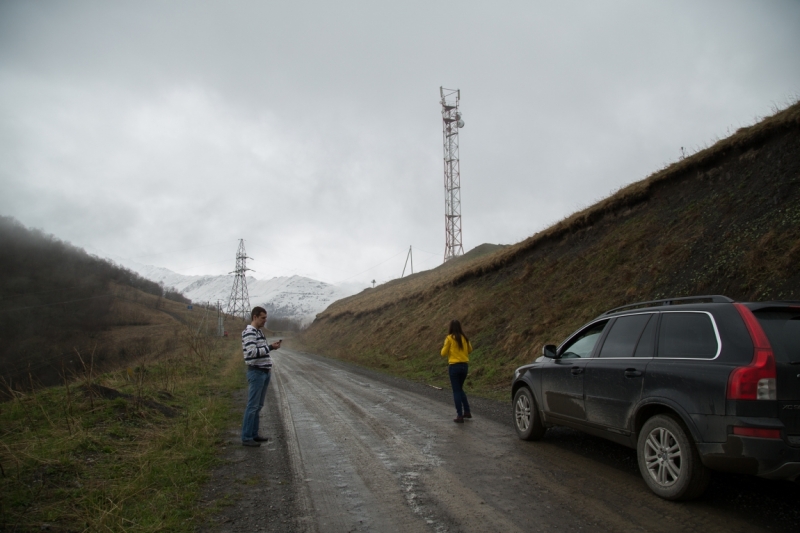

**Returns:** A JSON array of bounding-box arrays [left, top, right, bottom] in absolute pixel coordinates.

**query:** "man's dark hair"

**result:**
[[251, 306, 267, 320]]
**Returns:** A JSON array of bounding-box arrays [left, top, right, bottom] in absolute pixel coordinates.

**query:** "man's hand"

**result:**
[[270, 340, 282, 350]]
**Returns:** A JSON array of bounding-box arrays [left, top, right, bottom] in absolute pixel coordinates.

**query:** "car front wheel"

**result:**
[[637, 414, 710, 500], [513, 387, 546, 441]]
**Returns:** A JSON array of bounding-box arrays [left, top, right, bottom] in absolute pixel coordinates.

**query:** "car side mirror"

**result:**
[[542, 344, 558, 359]]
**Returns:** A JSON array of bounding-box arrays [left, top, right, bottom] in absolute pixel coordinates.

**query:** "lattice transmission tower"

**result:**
[[440, 87, 464, 262], [226, 239, 252, 321]]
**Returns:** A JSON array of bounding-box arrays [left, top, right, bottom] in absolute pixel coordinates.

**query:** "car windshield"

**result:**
[[755, 309, 800, 363]]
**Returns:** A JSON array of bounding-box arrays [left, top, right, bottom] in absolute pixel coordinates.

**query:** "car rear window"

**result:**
[[754, 309, 800, 364], [598, 314, 653, 358], [657, 312, 718, 359]]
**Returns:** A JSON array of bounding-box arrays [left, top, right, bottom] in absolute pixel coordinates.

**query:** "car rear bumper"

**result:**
[[697, 436, 800, 480]]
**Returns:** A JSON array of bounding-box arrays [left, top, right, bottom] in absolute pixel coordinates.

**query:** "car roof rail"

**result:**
[[602, 295, 734, 316]]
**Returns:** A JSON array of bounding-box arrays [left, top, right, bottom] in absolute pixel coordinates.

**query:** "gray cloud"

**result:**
[[1, 0, 798, 285]]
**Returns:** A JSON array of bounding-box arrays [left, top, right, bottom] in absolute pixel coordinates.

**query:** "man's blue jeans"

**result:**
[[448, 363, 470, 417], [242, 367, 271, 442]]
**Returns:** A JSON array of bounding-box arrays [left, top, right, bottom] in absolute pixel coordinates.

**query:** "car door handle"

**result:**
[[571, 366, 584, 375], [624, 368, 643, 378]]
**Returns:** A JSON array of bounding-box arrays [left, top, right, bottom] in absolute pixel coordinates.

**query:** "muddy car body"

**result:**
[[511, 295, 800, 500]]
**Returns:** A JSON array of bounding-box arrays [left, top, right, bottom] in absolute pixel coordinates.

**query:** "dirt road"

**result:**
[[200, 346, 800, 532]]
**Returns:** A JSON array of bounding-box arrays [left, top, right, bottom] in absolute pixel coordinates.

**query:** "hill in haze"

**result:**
[[299, 101, 800, 400], [0, 218, 207, 390]]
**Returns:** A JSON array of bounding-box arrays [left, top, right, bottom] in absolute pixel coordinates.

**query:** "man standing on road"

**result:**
[[241, 306, 282, 447]]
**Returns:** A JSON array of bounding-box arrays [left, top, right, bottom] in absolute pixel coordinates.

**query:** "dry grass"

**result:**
[[0, 310, 245, 532], [0, 282, 254, 531]]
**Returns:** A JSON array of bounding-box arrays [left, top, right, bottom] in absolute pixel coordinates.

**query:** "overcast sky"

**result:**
[[1, 1, 798, 287]]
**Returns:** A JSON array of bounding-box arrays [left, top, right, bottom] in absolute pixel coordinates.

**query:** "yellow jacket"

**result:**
[[440, 334, 473, 364]]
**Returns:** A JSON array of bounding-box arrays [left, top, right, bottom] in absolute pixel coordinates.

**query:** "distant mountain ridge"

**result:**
[[105, 256, 363, 326]]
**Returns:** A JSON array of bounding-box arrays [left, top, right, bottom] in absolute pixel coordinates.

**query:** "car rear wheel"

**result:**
[[637, 414, 710, 500], [513, 387, 546, 441]]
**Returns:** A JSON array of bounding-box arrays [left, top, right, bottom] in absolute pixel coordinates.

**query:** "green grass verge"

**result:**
[[0, 338, 243, 532]]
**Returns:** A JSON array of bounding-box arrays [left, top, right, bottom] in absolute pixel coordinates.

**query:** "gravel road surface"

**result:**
[[200, 345, 800, 532]]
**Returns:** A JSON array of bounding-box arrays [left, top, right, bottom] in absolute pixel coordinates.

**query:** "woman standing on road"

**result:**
[[441, 319, 473, 423]]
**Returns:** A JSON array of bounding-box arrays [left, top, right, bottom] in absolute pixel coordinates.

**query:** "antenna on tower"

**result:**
[[440, 86, 464, 262], [226, 239, 252, 321]]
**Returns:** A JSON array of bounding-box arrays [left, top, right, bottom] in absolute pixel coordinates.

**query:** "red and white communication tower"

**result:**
[[440, 87, 464, 262]]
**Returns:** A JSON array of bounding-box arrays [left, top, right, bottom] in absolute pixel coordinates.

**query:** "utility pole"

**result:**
[[216, 300, 224, 337], [401, 246, 414, 277], [440, 87, 465, 262], [225, 239, 252, 321]]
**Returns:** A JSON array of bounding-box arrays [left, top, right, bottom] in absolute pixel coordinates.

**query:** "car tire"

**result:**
[[637, 414, 710, 500], [513, 387, 546, 441]]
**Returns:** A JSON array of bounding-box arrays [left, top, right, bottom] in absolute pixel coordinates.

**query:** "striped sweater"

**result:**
[[242, 325, 273, 369]]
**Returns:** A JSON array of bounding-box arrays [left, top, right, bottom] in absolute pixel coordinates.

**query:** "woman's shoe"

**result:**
[[453, 416, 464, 423], [463, 412, 472, 419]]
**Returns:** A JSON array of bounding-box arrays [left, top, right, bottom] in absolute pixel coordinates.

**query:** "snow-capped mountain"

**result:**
[[105, 256, 364, 326]]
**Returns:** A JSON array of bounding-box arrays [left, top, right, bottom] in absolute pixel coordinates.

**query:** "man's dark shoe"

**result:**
[[242, 440, 261, 447], [254, 436, 270, 442], [453, 416, 464, 423], [463, 412, 472, 419]]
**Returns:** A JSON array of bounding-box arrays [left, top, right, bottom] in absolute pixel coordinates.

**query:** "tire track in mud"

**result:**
[[273, 349, 777, 533], [277, 352, 524, 532], [279, 355, 431, 531]]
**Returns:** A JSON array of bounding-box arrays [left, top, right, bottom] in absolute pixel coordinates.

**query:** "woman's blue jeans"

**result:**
[[242, 367, 271, 442], [448, 363, 470, 417]]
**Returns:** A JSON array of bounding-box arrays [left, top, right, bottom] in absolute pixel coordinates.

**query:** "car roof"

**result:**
[[600, 295, 733, 317], [597, 295, 800, 321]]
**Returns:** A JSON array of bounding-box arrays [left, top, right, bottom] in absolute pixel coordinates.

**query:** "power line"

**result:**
[[105, 239, 237, 261], [1, 284, 100, 300], [334, 250, 407, 284], [0, 293, 114, 313]]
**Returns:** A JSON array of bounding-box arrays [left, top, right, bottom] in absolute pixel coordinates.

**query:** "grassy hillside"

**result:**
[[299, 101, 800, 401], [0, 220, 277, 531], [0, 300, 246, 531], [0, 217, 201, 391]]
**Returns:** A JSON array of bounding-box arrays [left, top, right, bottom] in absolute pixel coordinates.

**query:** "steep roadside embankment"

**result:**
[[300, 102, 800, 400]]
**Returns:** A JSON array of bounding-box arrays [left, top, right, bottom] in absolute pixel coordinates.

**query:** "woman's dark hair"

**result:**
[[448, 319, 469, 349]]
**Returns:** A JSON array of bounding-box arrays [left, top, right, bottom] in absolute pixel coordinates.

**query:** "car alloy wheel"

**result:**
[[512, 387, 546, 441], [643, 426, 682, 487], [515, 392, 531, 432], [637, 414, 710, 500]]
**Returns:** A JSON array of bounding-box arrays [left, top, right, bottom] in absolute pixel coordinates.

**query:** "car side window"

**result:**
[[597, 314, 653, 358], [657, 312, 718, 359], [560, 320, 608, 359], [633, 313, 658, 358]]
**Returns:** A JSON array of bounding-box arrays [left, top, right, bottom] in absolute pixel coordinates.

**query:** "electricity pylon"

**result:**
[[440, 87, 464, 261], [225, 239, 252, 321]]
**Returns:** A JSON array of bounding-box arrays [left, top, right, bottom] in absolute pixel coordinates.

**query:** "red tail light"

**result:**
[[727, 303, 777, 400]]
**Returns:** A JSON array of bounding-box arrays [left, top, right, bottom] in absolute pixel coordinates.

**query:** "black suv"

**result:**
[[511, 295, 800, 500]]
